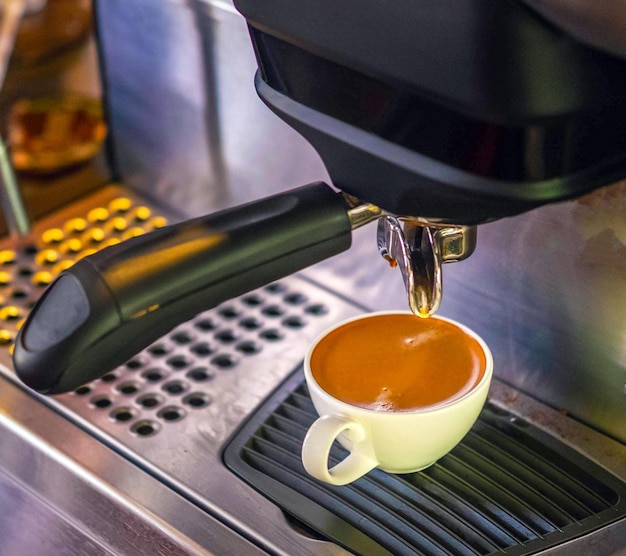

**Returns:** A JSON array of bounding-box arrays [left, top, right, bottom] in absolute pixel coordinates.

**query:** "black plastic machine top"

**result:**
[[234, 0, 626, 223]]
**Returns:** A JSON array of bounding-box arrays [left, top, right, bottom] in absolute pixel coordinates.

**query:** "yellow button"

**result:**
[[88, 207, 109, 223], [109, 197, 132, 213], [0, 250, 15, 265], [60, 238, 83, 254], [81, 228, 106, 244], [149, 216, 168, 229], [35, 249, 59, 266], [132, 206, 151, 222], [106, 216, 128, 233], [64, 218, 87, 234], [0, 306, 20, 320], [32, 271, 53, 287], [41, 228, 65, 244]]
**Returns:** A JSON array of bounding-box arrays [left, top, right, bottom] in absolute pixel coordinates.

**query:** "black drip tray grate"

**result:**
[[223, 367, 626, 556]]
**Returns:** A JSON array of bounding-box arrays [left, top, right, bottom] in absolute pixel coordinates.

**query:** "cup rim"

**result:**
[[304, 311, 493, 416]]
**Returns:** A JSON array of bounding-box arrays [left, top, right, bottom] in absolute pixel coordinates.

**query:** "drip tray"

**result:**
[[223, 368, 626, 556]]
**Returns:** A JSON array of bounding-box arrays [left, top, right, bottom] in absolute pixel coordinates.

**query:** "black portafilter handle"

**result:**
[[13, 182, 352, 394]]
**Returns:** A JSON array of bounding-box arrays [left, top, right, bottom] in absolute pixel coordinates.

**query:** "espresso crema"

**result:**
[[310, 314, 486, 411]]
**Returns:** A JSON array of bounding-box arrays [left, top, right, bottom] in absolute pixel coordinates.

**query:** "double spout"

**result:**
[[377, 217, 476, 317], [345, 194, 477, 318]]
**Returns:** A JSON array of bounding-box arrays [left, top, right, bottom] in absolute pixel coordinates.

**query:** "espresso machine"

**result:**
[[0, 1, 624, 554]]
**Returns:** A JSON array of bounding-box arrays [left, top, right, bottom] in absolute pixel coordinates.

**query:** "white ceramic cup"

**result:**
[[301, 311, 493, 486]]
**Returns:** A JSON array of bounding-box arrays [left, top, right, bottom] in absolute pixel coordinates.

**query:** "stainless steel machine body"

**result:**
[[0, 0, 623, 554]]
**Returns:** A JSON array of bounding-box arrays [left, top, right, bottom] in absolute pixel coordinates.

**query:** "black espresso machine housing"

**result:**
[[233, 0, 626, 222], [1, 1, 625, 554]]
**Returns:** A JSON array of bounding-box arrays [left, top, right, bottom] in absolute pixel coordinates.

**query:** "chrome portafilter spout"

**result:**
[[377, 216, 477, 317], [341, 193, 477, 317]]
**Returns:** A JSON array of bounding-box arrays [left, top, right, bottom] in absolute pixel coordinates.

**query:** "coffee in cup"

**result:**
[[302, 311, 493, 485]]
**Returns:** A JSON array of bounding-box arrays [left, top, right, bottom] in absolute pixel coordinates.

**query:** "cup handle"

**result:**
[[301, 414, 378, 485]]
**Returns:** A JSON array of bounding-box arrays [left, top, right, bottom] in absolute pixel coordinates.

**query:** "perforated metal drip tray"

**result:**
[[223, 369, 626, 556]]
